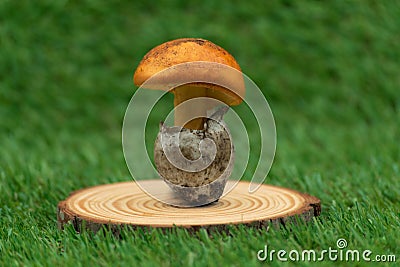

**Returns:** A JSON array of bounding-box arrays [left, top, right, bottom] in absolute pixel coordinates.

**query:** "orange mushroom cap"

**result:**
[[133, 38, 245, 106]]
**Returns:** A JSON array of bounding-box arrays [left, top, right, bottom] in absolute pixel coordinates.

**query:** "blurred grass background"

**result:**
[[0, 0, 399, 266]]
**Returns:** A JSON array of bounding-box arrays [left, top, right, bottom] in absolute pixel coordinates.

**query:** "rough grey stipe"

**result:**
[[154, 110, 234, 205]]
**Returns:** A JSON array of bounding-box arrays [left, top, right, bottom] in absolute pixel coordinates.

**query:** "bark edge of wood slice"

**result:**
[[57, 180, 321, 233]]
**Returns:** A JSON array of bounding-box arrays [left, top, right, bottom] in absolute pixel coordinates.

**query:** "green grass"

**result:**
[[1, 0, 399, 266]]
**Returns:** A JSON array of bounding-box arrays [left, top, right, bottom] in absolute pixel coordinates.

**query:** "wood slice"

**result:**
[[58, 180, 321, 233]]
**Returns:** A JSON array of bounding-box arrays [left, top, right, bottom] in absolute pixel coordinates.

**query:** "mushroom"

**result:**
[[133, 38, 244, 206]]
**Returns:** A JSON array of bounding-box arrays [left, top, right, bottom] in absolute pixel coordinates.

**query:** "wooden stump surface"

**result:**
[[58, 180, 321, 232]]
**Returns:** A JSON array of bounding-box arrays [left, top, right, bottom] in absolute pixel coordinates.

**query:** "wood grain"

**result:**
[[58, 180, 321, 233]]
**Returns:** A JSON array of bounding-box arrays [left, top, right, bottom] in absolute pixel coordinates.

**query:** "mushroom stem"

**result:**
[[173, 85, 213, 130]]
